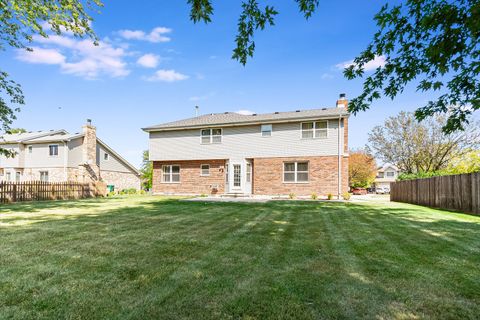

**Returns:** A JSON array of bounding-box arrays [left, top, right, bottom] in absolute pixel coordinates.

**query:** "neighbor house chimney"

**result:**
[[80, 119, 100, 182], [336, 93, 348, 109]]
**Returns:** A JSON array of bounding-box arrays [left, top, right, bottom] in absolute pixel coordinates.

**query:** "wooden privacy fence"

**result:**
[[0, 181, 106, 204], [390, 172, 480, 215]]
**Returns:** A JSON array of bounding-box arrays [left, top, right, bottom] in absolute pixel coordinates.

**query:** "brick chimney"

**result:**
[[336, 93, 348, 109], [80, 119, 100, 182]]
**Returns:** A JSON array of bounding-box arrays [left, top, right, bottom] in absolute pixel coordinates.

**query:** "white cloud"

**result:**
[[17, 47, 66, 65], [137, 54, 160, 68], [235, 110, 255, 115], [118, 27, 172, 43], [16, 34, 130, 79], [336, 55, 386, 71], [189, 92, 215, 101], [145, 69, 189, 82]]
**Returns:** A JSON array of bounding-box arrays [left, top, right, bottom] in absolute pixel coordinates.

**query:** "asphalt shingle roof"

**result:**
[[143, 107, 348, 131]]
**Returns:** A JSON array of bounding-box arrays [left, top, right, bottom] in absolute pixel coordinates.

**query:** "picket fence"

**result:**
[[0, 181, 105, 204]]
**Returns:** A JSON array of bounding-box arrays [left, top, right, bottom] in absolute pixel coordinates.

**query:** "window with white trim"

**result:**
[[283, 162, 309, 183], [28, 145, 33, 153], [261, 124, 272, 137], [49, 144, 59, 156], [40, 171, 49, 182], [162, 165, 180, 183], [201, 128, 222, 144], [386, 171, 395, 177], [301, 121, 328, 139], [5, 172, 11, 182], [104, 153, 109, 161], [200, 164, 210, 176]]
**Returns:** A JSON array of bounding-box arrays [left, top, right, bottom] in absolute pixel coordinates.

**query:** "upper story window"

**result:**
[[200, 164, 210, 176], [28, 145, 33, 153], [201, 128, 222, 144], [104, 153, 109, 161], [261, 124, 272, 137], [49, 144, 59, 157], [386, 171, 395, 177], [377, 172, 385, 178], [301, 121, 328, 139], [283, 162, 309, 183], [162, 165, 180, 183]]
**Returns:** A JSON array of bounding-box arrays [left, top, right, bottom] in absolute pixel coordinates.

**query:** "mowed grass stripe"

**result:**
[[0, 196, 479, 319]]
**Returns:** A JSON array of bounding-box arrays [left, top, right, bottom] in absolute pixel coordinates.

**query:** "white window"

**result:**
[[201, 128, 222, 144], [386, 171, 395, 177], [162, 165, 180, 183], [28, 145, 33, 153], [104, 153, 109, 161], [283, 162, 309, 183], [301, 121, 328, 139], [40, 171, 49, 182], [246, 162, 252, 182], [377, 172, 385, 178], [200, 164, 210, 176], [49, 144, 59, 156], [5, 172, 11, 182], [261, 124, 272, 137], [15, 172, 21, 182]]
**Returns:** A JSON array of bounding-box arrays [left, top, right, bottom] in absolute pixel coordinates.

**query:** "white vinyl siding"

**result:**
[[302, 121, 328, 139], [162, 165, 180, 183], [149, 120, 343, 161], [283, 162, 309, 183]]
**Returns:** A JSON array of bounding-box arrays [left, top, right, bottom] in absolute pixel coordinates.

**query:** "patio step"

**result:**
[[221, 193, 251, 198]]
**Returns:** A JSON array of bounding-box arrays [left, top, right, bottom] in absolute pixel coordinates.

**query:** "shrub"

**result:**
[[200, 193, 208, 198], [107, 191, 116, 197], [288, 193, 296, 199], [311, 192, 318, 200], [119, 188, 137, 195], [327, 193, 334, 200], [342, 192, 351, 201]]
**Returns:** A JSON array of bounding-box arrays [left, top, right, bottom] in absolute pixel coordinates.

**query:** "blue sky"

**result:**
[[4, 0, 436, 167]]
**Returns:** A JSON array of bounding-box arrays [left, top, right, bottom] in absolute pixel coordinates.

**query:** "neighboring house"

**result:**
[[143, 94, 350, 197], [0, 121, 141, 190], [373, 164, 400, 189]]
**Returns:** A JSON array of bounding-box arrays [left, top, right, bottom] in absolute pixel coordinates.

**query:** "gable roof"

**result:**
[[377, 164, 399, 172], [143, 107, 349, 132], [96, 138, 141, 176], [0, 130, 69, 143]]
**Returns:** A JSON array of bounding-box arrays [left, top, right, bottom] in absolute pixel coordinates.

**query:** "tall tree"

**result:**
[[348, 149, 377, 188], [187, 0, 479, 132], [0, 0, 102, 155], [367, 111, 480, 174], [140, 150, 153, 190]]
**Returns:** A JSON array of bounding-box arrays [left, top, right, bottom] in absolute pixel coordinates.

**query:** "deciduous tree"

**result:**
[[348, 149, 377, 188], [367, 111, 480, 174], [0, 0, 102, 155]]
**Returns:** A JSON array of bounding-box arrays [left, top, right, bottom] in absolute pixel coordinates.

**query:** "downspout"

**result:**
[[63, 141, 68, 181], [338, 115, 342, 199]]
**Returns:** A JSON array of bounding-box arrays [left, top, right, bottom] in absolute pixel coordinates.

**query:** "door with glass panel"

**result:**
[[232, 164, 242, 191]]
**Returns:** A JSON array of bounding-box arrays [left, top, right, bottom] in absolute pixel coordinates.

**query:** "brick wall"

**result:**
[[253, 156, 349, 196], [152, 159, 226, 195]]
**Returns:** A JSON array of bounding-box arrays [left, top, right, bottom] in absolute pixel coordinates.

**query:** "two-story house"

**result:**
[[373, 164, 400, 190], [143, 95, 349, 197], [0, 121, 140, 190]]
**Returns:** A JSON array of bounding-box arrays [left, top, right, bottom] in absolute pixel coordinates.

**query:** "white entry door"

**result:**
[[226, 160, 252, 194]]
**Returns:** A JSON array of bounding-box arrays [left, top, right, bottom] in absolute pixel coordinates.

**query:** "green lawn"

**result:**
[[1, 196, 479, 319]]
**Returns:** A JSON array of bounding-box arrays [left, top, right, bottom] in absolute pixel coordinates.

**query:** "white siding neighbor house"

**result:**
[[0, 121, 141, 191], [374, 164, 400, 190]]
